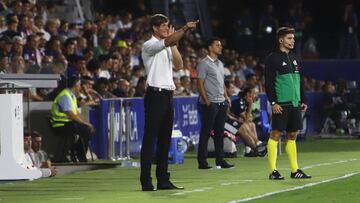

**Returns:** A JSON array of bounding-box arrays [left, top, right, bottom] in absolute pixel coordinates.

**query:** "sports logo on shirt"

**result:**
[[282, 61, 287, 66], [293, 60, 298, 66]]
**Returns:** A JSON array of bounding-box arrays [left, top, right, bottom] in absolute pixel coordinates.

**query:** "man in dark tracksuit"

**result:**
[[265, 27, 312, 180]]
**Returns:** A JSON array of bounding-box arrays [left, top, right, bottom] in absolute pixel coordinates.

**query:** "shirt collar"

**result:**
[[151, 35, 161, 41], [206, 55, 218, 63], [67, 88, 76, 98]]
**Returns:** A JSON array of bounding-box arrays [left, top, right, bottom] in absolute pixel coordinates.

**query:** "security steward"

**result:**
[[51, 76, 94, 162]]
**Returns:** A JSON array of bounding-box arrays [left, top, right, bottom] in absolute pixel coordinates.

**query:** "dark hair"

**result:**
[[67, 76, 80, 88], [245, 73, 256, 81], [87, 59, 100, 72], [238, 84, 255, 97], [24, 130, 31, 138], [276, 27, 295, 39], [150, 14, 169, 28], [205, 37, 221, 50], [225, 80, 233, 88], [31, 131, 41, 138], [96, 77, 109, 86], [98, 54, 111, 63], [180, 75, 190, 82]]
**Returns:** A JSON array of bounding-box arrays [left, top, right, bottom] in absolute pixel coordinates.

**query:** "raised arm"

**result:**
[[164, 20, 199, 47]]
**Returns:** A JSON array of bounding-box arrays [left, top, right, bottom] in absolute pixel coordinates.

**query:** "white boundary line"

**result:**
[[277, 158, 359, 171], [53, 197, 85, 201], [302, 158, 358, 170], [229, 172, 360, 203], [169, 158, 359, 197]]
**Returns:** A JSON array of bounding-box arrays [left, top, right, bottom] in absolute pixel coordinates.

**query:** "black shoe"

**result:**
[[198, 164, 212, 169], [255, 146, 267, 157], [157, 181, 184, 190], [244, 150, 258, 157], [141, 177, 156, 191], [216, 160, 234, 169], [269, 170, 285, 180], [291, 169, 312, 179], [141, 183, 156, 191]]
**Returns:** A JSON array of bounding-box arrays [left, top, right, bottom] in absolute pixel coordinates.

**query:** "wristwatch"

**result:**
[[271, 102, 276, 105]]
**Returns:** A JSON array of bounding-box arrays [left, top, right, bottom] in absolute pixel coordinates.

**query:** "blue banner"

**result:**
[[89, 96, 201, 159], [89, 93, 326, 159]]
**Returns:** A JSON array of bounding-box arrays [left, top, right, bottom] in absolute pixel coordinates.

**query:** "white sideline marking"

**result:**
[[171, 187, 213, 196], [172, 159, 359, 197], [53, 197, 84, 201], [302, 158, 358, 170], [228, 172, 360, 203], [278, 158, 359, 171], [220, 180, 253, 186]]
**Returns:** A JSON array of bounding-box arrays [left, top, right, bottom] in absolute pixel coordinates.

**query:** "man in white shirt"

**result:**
[[23, 132, 56, 178], [140, 14, 198, 191]]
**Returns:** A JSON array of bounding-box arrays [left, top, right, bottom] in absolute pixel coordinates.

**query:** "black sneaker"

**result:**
[[290, 169, 312, 179], [255, 146, 267, 157], [269, 170, 285, 180], [244, 150, 258, 157], [216, 160, 234, 169], [198, 164, 212, 170]]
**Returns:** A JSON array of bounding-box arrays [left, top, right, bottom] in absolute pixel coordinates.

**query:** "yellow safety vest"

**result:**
[[51, 88, 77, 127]]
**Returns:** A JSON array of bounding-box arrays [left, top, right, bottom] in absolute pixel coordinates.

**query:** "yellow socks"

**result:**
[[285, 139, 299, 173], [267, 138, 278, 172]]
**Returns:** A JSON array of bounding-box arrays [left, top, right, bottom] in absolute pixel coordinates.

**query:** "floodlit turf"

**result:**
[[0, 138, 360, 203]]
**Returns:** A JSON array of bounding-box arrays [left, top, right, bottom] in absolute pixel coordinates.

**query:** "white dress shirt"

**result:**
[[141, 35, 175, 90], [22, 152, 51, 178]]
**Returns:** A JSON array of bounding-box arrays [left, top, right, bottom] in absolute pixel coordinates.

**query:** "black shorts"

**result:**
[[272, 105, 303, 132]]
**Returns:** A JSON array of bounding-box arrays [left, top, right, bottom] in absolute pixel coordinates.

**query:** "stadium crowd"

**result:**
[[1, 0, 355, 104]]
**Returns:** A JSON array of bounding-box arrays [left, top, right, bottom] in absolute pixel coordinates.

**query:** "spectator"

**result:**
[[0, 53, 9, 74], [75, 36, 87, 57], [23, 34, 43, 67], [113, 78, 130, 97], [79, 76, 101, 106], [225, 77, 237, 96], [67, 22, 80, 38], [63, 39, 76, 57], [93, 36, 111, 59], [98, 54, 112, 79], [66, 55, 86, 78], [10, 55, 26, 73], [1, 19, 20, 38], [0, 15, 7, 33], [130, 65, 143, 86], [94, 77, 116, 98], [0, 35, 13, 57], [45, 18, 60, 37], [134, 76, 146, 97], [10, 35, 24, 59], [18, 14, 32, 39], [23, 132, 56, 177], [30, 131, 51, 169], [50, 76, 95, 162], [45, 36, 62, 58], [34, 15, 50, 42]]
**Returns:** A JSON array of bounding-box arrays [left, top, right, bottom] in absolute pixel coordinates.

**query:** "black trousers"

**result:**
[[140, 87, 174, 185], [52, 121, 91, 162], [197, 102, 228, 166]]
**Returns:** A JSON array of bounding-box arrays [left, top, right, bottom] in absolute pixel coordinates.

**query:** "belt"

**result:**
[[147, 86, 173, 93]]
